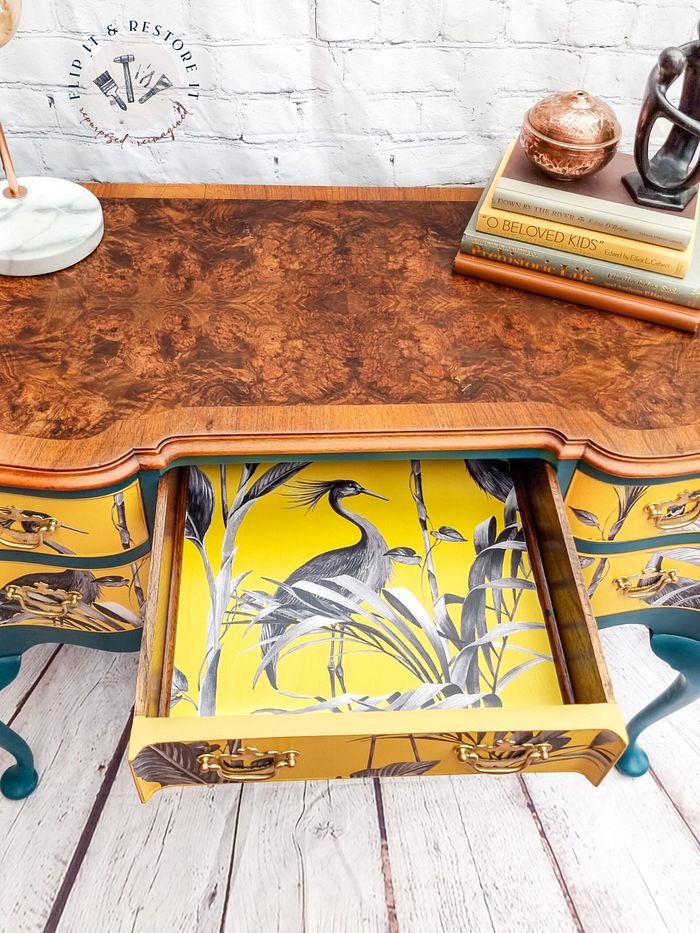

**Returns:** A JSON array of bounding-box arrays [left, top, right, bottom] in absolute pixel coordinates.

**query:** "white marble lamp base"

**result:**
[[0, 177, 103, 276]]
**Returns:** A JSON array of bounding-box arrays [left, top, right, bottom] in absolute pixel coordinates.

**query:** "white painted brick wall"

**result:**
[[0, 0, 699, 186]]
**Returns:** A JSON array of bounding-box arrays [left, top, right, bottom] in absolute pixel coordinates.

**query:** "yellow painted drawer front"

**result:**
[[0, 555, 149, 632], [130, 718, 626, 803], [0, 482, 148, 558], [130, 461, 626, 801], [566, 471, 700, 544], [582, 545, 700, 618]]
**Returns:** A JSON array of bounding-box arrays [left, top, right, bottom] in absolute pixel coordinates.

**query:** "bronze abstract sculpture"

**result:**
[[624, 24, 700, 210]]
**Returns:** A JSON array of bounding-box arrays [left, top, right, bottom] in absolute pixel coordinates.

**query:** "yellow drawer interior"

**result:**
[[171, 459, 563, 718], [130, 460, 627, 801]]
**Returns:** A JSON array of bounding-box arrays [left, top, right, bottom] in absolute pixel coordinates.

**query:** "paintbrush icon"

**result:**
[[93, 70, 127, 111]]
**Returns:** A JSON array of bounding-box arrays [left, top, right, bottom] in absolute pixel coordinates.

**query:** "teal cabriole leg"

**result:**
[[616, 634, 700, 777], [0, 655, 38, 800]]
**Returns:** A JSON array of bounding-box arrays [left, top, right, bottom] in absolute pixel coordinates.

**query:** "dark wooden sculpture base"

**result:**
[[622, 170, 698, 210]]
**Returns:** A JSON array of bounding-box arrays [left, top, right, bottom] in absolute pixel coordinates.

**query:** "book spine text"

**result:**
[[460, 229, 700, 309], [491, 189, 690, 251], [476, 209, 689, 278]]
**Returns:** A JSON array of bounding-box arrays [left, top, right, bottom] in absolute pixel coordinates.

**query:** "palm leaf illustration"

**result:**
[[350, 760, 439, 778], [242, 461, 312, 506], [608, 485, 649, 540], [465, 459, 513, 502], [131, 742, 223, 786], [185, 467, 215, 546], [645, 577, 700, 609]]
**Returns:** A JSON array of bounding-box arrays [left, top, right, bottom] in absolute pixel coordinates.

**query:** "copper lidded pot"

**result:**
[[520, 90, 622, 181]]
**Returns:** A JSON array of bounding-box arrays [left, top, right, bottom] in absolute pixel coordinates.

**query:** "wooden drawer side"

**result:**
[[512, 460, 615, 705], [135, 471, 185, 719]]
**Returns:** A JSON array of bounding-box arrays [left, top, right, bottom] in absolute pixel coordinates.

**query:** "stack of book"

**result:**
[[454, 139, 700, 332]]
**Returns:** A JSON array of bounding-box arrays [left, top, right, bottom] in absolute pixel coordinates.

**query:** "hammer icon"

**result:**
[[114, 54, 135, 104]]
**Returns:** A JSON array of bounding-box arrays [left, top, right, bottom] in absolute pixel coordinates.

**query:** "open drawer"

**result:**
[[130, 458, 626, 802]]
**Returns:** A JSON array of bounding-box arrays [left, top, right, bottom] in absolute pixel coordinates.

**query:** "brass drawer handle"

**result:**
[[197, 746, 299, 782], [613, 567, 679, 598], [453, 739, 552, 774], [5, 581, 82, 617], [0, 505, 61, 550], [645, 490, 700, 530]]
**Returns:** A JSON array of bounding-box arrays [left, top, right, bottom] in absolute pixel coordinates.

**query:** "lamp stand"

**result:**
[[0, 120, 104, 277]]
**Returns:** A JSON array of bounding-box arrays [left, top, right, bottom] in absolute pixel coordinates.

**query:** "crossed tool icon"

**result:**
[[93, 56, 173, 110]]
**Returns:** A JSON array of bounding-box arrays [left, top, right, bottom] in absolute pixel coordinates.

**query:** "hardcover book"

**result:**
[[477, 142, 698, 279], [457, 178, 700, 332], [462, 165, 700, 310], [493, 140, 698, 251]]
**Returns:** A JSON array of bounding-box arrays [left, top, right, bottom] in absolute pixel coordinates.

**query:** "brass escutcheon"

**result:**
[[613, 566, 679, 598], [0, 505, 61, 550], [5, 581, 82, 618], [453, 738, 552, 774], [197, 746, 300, 782], [645, 490, 700, 530]]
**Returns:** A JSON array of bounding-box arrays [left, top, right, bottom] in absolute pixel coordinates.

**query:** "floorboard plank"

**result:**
[[600, 625, 700, 842], [54, 755, 241, 933], [0, 644, 61, 719], [223, 780, 390, 933], [523, 767, 700, 933], [381, 773, 582, 933], [0, 646, 137, 932]]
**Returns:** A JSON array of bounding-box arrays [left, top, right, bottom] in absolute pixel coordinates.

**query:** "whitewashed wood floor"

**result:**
[[1, 626, 699, 933]]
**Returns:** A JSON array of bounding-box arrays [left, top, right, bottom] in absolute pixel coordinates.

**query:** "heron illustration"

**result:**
[[259, 479, 391, 692], [0, 569, 128, 623]]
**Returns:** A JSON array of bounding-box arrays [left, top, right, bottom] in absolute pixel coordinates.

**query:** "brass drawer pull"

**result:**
[[453, 739, 552, 774], [197, 746, 299, 782], [645, 490, 700, 530], [613, 566, 679, 598], [5, 581, 82, 617], [0, 505, 61, 550]]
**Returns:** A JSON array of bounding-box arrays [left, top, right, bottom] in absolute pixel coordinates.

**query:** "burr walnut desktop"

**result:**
[[0, 184, 698, 800]]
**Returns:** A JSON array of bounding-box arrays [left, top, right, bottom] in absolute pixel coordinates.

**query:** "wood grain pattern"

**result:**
[[0, 647, 137, 929], [2, 187, 700, 487], [54, 761, 243, 933], [514, 464, 576, 705], [381, 775, 584, 933], [512, 460, 614, 705], [3, 631, 700, 932], [134, 470, 181, 719], [84, 183, 482, 202], [523, 767, 700, 933]]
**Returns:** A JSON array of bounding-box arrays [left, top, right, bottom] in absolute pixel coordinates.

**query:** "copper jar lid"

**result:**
[[520, 90, 622, 180], [525, 90, 621, 149]]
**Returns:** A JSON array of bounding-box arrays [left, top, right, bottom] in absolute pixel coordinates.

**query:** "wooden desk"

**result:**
[[0, 184, 698, 799]]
